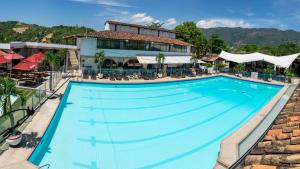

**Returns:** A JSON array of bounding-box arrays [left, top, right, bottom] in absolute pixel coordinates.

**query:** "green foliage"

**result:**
[[147, 22, 164, 29], [0, 21, 94, 44], [190, 56, 198, 68], [216, 63, 225, 71], [0, 77, 25, 134], [203, 27, 300, 47], [264, 65, 273, 77], [208, 34, 227, 54], [156, 52, 165, 64], [175, 22, 210, 57], [204, 62, 213, 68], [233, 64, 245, 73], [156, 53, 165, 71], [238, 44, 258, 53], [284, 69, 294, 78], [95, 51, 106, 73]]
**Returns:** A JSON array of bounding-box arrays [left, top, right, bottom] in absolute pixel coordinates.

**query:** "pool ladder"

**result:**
[[39, 164, 51, 169]]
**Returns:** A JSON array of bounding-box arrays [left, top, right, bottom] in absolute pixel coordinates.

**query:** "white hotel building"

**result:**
[[67, 21, 193, 71]]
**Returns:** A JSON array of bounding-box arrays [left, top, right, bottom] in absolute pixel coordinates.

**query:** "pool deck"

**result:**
[[0, 74, 293, 169]]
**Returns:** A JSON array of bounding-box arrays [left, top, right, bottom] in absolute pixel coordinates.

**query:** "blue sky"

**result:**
[[1, 0, 300, 31]]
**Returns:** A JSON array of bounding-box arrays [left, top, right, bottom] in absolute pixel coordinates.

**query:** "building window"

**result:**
[[96, 38, 187, 53]]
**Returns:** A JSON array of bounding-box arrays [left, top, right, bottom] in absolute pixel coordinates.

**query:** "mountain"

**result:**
[[202, 27, 300, 47], [1, 21, 300, 48], [0, 21, 95, 44]]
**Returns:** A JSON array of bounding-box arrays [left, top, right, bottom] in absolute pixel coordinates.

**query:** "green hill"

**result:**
[[0, 21, 95, 44], [203, 27, 300, 47]]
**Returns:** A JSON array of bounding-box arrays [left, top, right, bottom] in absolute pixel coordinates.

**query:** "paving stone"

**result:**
[[251, 148, 266, 155], [245, 155, 263, 165], [272, 140, 291, 146], [251, 164, 277, 169], [268, 129, 283, 136], [293, 130, 300, 137], [262, 155, 282, 165], [258, 141, 272, 148], [285, 145, 300, 153], [291, 137, 300, 145], [281, 154, 300, 164], [283, 126, 299, 133], [277, 133, 292, 140], [265, 146, 285, 154], [288, 116, 300, 123]]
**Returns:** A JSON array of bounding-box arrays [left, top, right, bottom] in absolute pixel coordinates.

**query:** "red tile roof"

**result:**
[[66, 31, 192, 46]]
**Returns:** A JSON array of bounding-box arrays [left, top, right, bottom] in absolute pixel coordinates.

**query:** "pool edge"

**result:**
[[214, 82, 299, 169], [19, 75, 286, 168]]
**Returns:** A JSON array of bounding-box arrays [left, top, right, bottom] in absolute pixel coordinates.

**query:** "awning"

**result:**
[[13, 61, 37, 71], [23, 52, 45, 63], [0, 57, 8, 64], [219, 51, 300, 68], [4, 52, 24, 60], [137, 56, 205, 64]]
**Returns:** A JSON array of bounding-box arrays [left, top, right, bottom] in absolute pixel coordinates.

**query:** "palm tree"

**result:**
[[155, 52, 165, 73], [94, 51, 106, 74], [44, 51, 59, 91], [0, 77, 25, 135]]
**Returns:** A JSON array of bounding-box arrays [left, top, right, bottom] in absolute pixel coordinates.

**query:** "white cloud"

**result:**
[[165, 18, 177, 26], [98, 7, 130, 16], [196, 18, 252, 28], [71, 0, 131, 7], [117, 13, 159, 25]]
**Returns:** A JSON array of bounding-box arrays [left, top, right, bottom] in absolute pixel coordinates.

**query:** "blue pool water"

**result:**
[[28, 76, 282, 169]]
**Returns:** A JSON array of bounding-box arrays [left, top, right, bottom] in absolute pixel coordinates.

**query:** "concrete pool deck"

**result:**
[[0, 74, 293, 169]]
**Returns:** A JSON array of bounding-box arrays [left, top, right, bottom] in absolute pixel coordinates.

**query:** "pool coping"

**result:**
[[0, 74, 289, 169], [214, 81, 298, 169]]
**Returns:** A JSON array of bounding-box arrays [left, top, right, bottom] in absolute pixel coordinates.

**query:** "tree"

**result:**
[[264, 65, 273, 78], [275, 42, 300, 56], [190, 55, 198, 69], [0, 77, 25, 135], [95, 51, 106, 74], [44, 51, 60, 91], [147, 22, 164, 29], [239, 44, 258, 53], [208, 34, 227, 54], [175, 22, 209, 57], [155, 52, 165, 73], [233, 64, 245, 74]]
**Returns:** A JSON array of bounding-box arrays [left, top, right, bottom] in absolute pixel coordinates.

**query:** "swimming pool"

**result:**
[[28, 76, 282, 169]]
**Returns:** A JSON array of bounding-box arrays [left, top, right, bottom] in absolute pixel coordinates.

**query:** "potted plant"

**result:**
[[216, 63, 225, 73], [156, 52, 165, 78], [0, 77, 25, 147], [284, 69, 294, 83], [264, 65, 273, 82], [233, 64, 245, 77], [190, 56, 198, 76], [44, 51, 60, 91], [204, 62, 213, 74], [95, 51, 106, 79]]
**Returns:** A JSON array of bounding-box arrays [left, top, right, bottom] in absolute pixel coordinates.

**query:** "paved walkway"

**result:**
[[0, 78, 70, 169], [240, 85, 300, 169]]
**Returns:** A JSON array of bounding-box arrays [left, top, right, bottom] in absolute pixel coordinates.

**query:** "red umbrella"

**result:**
[[4, 52, 24, 60], [13, 61, 37, 71], [0, 57, 8, 64], [24, 52, 44, 63]]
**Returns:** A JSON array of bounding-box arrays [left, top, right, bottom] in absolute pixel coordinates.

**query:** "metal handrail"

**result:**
[[39, 163, 50, 169]]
